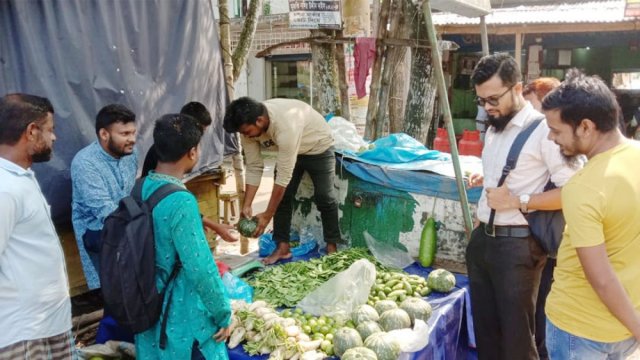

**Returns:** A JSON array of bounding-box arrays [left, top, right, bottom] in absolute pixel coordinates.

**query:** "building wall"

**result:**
[[268, 0, 290, 14], [247, 56, 267, 99]]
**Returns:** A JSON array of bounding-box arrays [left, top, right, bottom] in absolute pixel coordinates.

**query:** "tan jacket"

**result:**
[[241, 99, 334, 187]]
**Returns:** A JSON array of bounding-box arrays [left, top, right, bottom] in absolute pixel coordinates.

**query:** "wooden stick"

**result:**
[[254, 36, 432, 58], [74, 322, 100, 338]]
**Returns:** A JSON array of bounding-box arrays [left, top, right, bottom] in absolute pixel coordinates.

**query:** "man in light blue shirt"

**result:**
[[71, 104, 138, 290], [0, 93, 74, 358]]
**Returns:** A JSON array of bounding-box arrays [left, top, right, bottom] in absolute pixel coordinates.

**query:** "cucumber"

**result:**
[[418, 217, 437, 267]]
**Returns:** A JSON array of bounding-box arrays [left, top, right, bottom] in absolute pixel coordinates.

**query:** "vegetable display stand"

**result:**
[[227, 248, 475, 360]]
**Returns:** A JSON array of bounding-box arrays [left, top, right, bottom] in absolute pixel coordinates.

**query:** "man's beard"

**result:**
[[487, 112, 516, 133], [562, 153, 584, 169], [32, 147, 52, 163], [107, 139, 133, 158]]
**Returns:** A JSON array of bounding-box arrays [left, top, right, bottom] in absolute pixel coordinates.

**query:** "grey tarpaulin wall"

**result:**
[[0, 0, 240, 225]]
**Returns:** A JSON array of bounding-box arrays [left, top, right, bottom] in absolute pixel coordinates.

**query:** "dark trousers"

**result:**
[[83, 229, 102, 275], [466, 226, 547, 360], [273, 149, 341, 245], [191, 341, 205, 360], [535, 257, 556, 360]]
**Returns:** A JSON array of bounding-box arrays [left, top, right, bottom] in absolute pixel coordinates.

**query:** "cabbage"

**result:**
[[373, 300, 397, 315], [356, 320, 383, 341], [334, 327, 364, 357], [363, 332, 401, 360], [341, 347, 378, 360], [426, 269, 456, 293], [352, 304, 379, 326], [399, 297, 432, 325], [378, 308, 411, 331]]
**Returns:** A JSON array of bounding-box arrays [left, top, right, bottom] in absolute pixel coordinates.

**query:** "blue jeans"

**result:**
[[546, 319, 639, 360]]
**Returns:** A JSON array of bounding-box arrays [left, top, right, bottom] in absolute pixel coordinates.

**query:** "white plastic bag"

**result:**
[[328, 116, 368, 152], [387, 319, 431, 356], [364, 231, 415, 269], [297, 259, 376, 317]]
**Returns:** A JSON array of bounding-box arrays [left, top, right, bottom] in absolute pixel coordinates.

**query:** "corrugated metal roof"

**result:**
[[433, 1, 636, 26]]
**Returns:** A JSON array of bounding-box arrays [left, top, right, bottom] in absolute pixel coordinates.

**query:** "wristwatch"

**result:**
[[519, 194, 531, 213]]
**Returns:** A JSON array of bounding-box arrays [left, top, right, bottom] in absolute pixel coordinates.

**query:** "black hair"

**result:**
[[153, 113, 203, 162], [471, 53, 521, 87], [95, 104, 135, 136], [223, 96, 266, 133], [542, 69, 619, 132], [0, 93, 54, 145], [180, 101, 212, 129]]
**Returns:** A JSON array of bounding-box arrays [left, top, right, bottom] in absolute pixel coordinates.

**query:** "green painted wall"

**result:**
[[338, 170, 418, 248], [610, 47, 640, 70], [572, 47, 612, 84]]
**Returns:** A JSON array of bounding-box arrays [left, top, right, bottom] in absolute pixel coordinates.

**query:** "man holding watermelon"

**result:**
[[542, 70, 640, 359], [223, 97, 341, 265]]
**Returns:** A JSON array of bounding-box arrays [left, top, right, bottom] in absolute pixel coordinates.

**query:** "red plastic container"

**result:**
[[433, 127, 451, 153], [458, 130, 483, 157]]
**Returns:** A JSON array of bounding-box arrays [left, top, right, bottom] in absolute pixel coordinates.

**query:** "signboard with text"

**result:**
[[288, 0, 341, 30]]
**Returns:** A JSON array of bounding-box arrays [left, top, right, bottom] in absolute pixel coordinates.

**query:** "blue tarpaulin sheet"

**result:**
[[229, 249, 476, 360], [338, 157, 482, 203], [334, 133, 482, 203]]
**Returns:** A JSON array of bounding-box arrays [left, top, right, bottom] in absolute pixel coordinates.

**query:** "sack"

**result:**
[[100, 179, 187, 337], [526, 209, 565, 258]]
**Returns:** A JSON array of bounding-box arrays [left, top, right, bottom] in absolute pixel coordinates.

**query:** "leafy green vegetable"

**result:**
[[245, 248, 398, 308]]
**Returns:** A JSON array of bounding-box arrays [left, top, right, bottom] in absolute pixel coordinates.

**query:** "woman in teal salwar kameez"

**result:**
[[135, 114, 232, 360]]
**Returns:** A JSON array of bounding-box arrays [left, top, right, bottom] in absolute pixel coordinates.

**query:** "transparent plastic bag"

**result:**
[[387, 319, 431, 357], [363, 231, 414, 269], [222, 271, 253, 303], [297, 259, 376, 316]]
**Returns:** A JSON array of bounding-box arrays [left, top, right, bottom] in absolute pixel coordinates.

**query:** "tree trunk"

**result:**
[[403, 0, 437, 144], [232, 0, 262, 81], [388, 47, 409, 133], [374, 0, 406, 137], [218, 0, 235, 97], [364, 0, 392, 140], [335, 31, 351, 119], [371, 0, 380, 36], [311, 29, 340, 115], [218, 0, 250, 252]]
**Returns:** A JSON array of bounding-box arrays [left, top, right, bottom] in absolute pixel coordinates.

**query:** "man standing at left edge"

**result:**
[[71, 104, 138, 289], [0, 94, 75, 359]]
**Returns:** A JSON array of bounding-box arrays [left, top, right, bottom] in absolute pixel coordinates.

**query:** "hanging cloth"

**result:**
[[354, 37, 377, 99]]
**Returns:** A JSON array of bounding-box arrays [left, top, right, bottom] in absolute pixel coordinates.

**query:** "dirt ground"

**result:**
[[215, 154, 276, 256]]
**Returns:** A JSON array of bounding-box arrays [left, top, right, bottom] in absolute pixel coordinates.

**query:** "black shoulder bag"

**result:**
[[487, 118, 565, 258]]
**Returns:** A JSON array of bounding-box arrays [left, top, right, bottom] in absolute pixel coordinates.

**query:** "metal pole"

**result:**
[[422, 1, 474, 239], [515, 31, 522, 69], [480, 15, 489, 56]]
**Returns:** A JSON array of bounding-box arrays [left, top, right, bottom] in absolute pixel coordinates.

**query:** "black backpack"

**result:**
[[100, 178, 187, 348]]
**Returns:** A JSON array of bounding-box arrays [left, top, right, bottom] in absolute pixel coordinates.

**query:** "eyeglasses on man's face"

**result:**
[[475, 84, 515, 107]]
